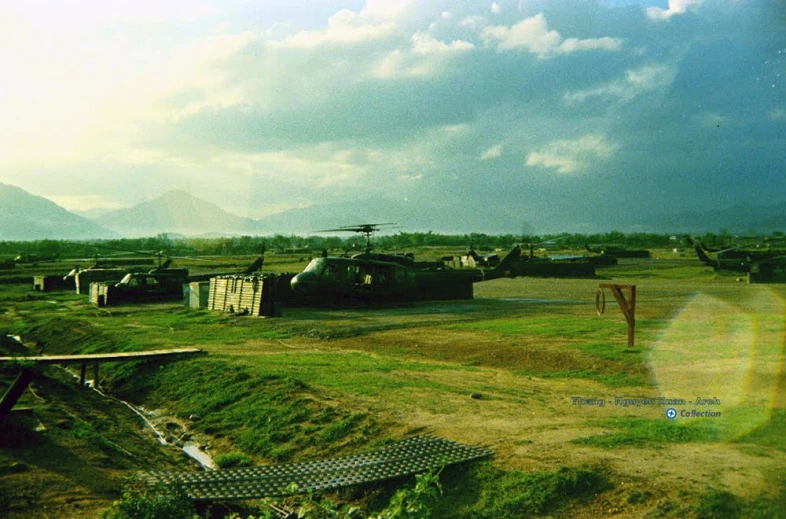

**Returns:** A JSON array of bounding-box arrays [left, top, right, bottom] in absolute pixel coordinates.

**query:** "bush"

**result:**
[[214, 452, 253, 469], [102, 480, 196, 519]]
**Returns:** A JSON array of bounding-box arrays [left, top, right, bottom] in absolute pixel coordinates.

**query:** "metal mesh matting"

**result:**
[[141, 434, 492, 501]]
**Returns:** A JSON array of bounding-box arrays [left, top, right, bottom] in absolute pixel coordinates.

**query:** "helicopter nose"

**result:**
[[290, 273, 311, 294]]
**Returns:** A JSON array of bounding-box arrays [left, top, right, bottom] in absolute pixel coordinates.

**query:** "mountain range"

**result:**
[[0, 183, 115, 240], [0, 182, 784, 240]]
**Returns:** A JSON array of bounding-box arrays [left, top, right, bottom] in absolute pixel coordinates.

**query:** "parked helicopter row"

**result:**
[[288, 224, 523, 302], [687, 236, 786, 282], [32, 245, 265, 303], [24, 227, 786, 308]]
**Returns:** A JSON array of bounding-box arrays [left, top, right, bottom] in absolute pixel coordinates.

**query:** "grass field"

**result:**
[[1, 252, 785, 517]]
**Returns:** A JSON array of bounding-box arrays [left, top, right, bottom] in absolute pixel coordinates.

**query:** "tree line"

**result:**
[[0, 231, 701, 259]]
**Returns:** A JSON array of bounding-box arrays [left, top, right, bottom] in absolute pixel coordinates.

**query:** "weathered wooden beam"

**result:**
[[0, 368, 35, 427], [0, 348, 203, 365]]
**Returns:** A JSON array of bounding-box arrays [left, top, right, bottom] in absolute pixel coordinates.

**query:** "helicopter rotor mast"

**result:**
[[318, 222, 398, 253]]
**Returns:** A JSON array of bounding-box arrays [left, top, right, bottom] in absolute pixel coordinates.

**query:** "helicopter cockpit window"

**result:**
[[303, 259, 324, 275], [323, 263, 340, 279]]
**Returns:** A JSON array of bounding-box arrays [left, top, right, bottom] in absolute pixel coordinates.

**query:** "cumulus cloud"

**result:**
[[411, 33, 474, 55], [558, 37, 622, 54], [374, 32, 473, 78], [647, 0, 703, 21], [481, 13, 621, 57], [269, 8, 396, 49], [2, 0, 781, 231], [526, 135, 617, 174]]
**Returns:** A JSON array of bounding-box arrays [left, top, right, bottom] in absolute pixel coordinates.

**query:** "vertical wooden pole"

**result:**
[[79, 363, 87, 386], [599, 284, 637, 347], [627, 286, 636, 347]]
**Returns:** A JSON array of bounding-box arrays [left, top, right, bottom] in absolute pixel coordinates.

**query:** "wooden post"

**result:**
[[598, 284, 636, 347], [0, 368, 35, 427], [93, 364, 100, 387], [79, 363, 87, 386]]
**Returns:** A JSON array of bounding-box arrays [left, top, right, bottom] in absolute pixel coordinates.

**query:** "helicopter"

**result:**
[[687, 236, 786, 281], [70, 241, 265, 304], [289, 223, 522, 302], [584, 243, 649, 258], [108, 249, 265, 302]]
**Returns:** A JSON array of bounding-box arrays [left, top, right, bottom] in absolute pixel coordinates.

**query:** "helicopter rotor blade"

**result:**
[[317, 222, 398, 233]]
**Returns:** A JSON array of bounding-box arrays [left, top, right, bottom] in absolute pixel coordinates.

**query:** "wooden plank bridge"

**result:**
[[142, 434, 492, 501]]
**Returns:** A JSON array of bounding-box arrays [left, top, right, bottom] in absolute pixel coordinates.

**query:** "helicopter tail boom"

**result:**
[[492, 245, 523, 277]]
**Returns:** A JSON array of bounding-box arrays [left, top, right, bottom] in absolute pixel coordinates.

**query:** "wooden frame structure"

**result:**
[[0, 348, 202, 426]]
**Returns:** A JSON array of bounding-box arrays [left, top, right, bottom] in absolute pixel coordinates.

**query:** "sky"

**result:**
[[0, 0, 784, 233]]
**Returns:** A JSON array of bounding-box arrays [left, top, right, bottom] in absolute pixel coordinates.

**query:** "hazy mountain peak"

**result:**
[[99, 190, 258, 237], [0, 183, 115, 240]]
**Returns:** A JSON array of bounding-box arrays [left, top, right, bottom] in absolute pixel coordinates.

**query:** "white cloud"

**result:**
[[411, 33, 474, 55], [224, 146, 368, 190], [647, 0, 703, 21], [374, 33, 473, 78], [526, 134, 617, 174], [482, 14, 561, 55], [481, 13, 622, 57], [269, 8, 396, 49], [0, 1, 260, 167], [557, 37, 622, 54], [480, 144, 503, 160], [564, 63, 677, 103], [491, 3, 501, 14]]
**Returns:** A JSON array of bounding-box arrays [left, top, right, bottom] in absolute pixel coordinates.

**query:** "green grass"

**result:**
[[448, 315, 618, 338], [606, 265, 716, 280], [572, 417, 721, 448], [104, 358, 380, 462], [213, 452, 253, 468], [7, 308, 292, 354], [71, 420, 130, 457], [517, 368, 648, 388], [654, 487, 786, 519], [734, 410, 786, 452], [238, 352, 464, 397], [446, 315, 660, 387], [433, 463, 611, 518], [4, 267, 784, 518]]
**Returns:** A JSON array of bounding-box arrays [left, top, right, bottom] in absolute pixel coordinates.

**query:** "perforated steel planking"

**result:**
[[141, 434, 492, 501]]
